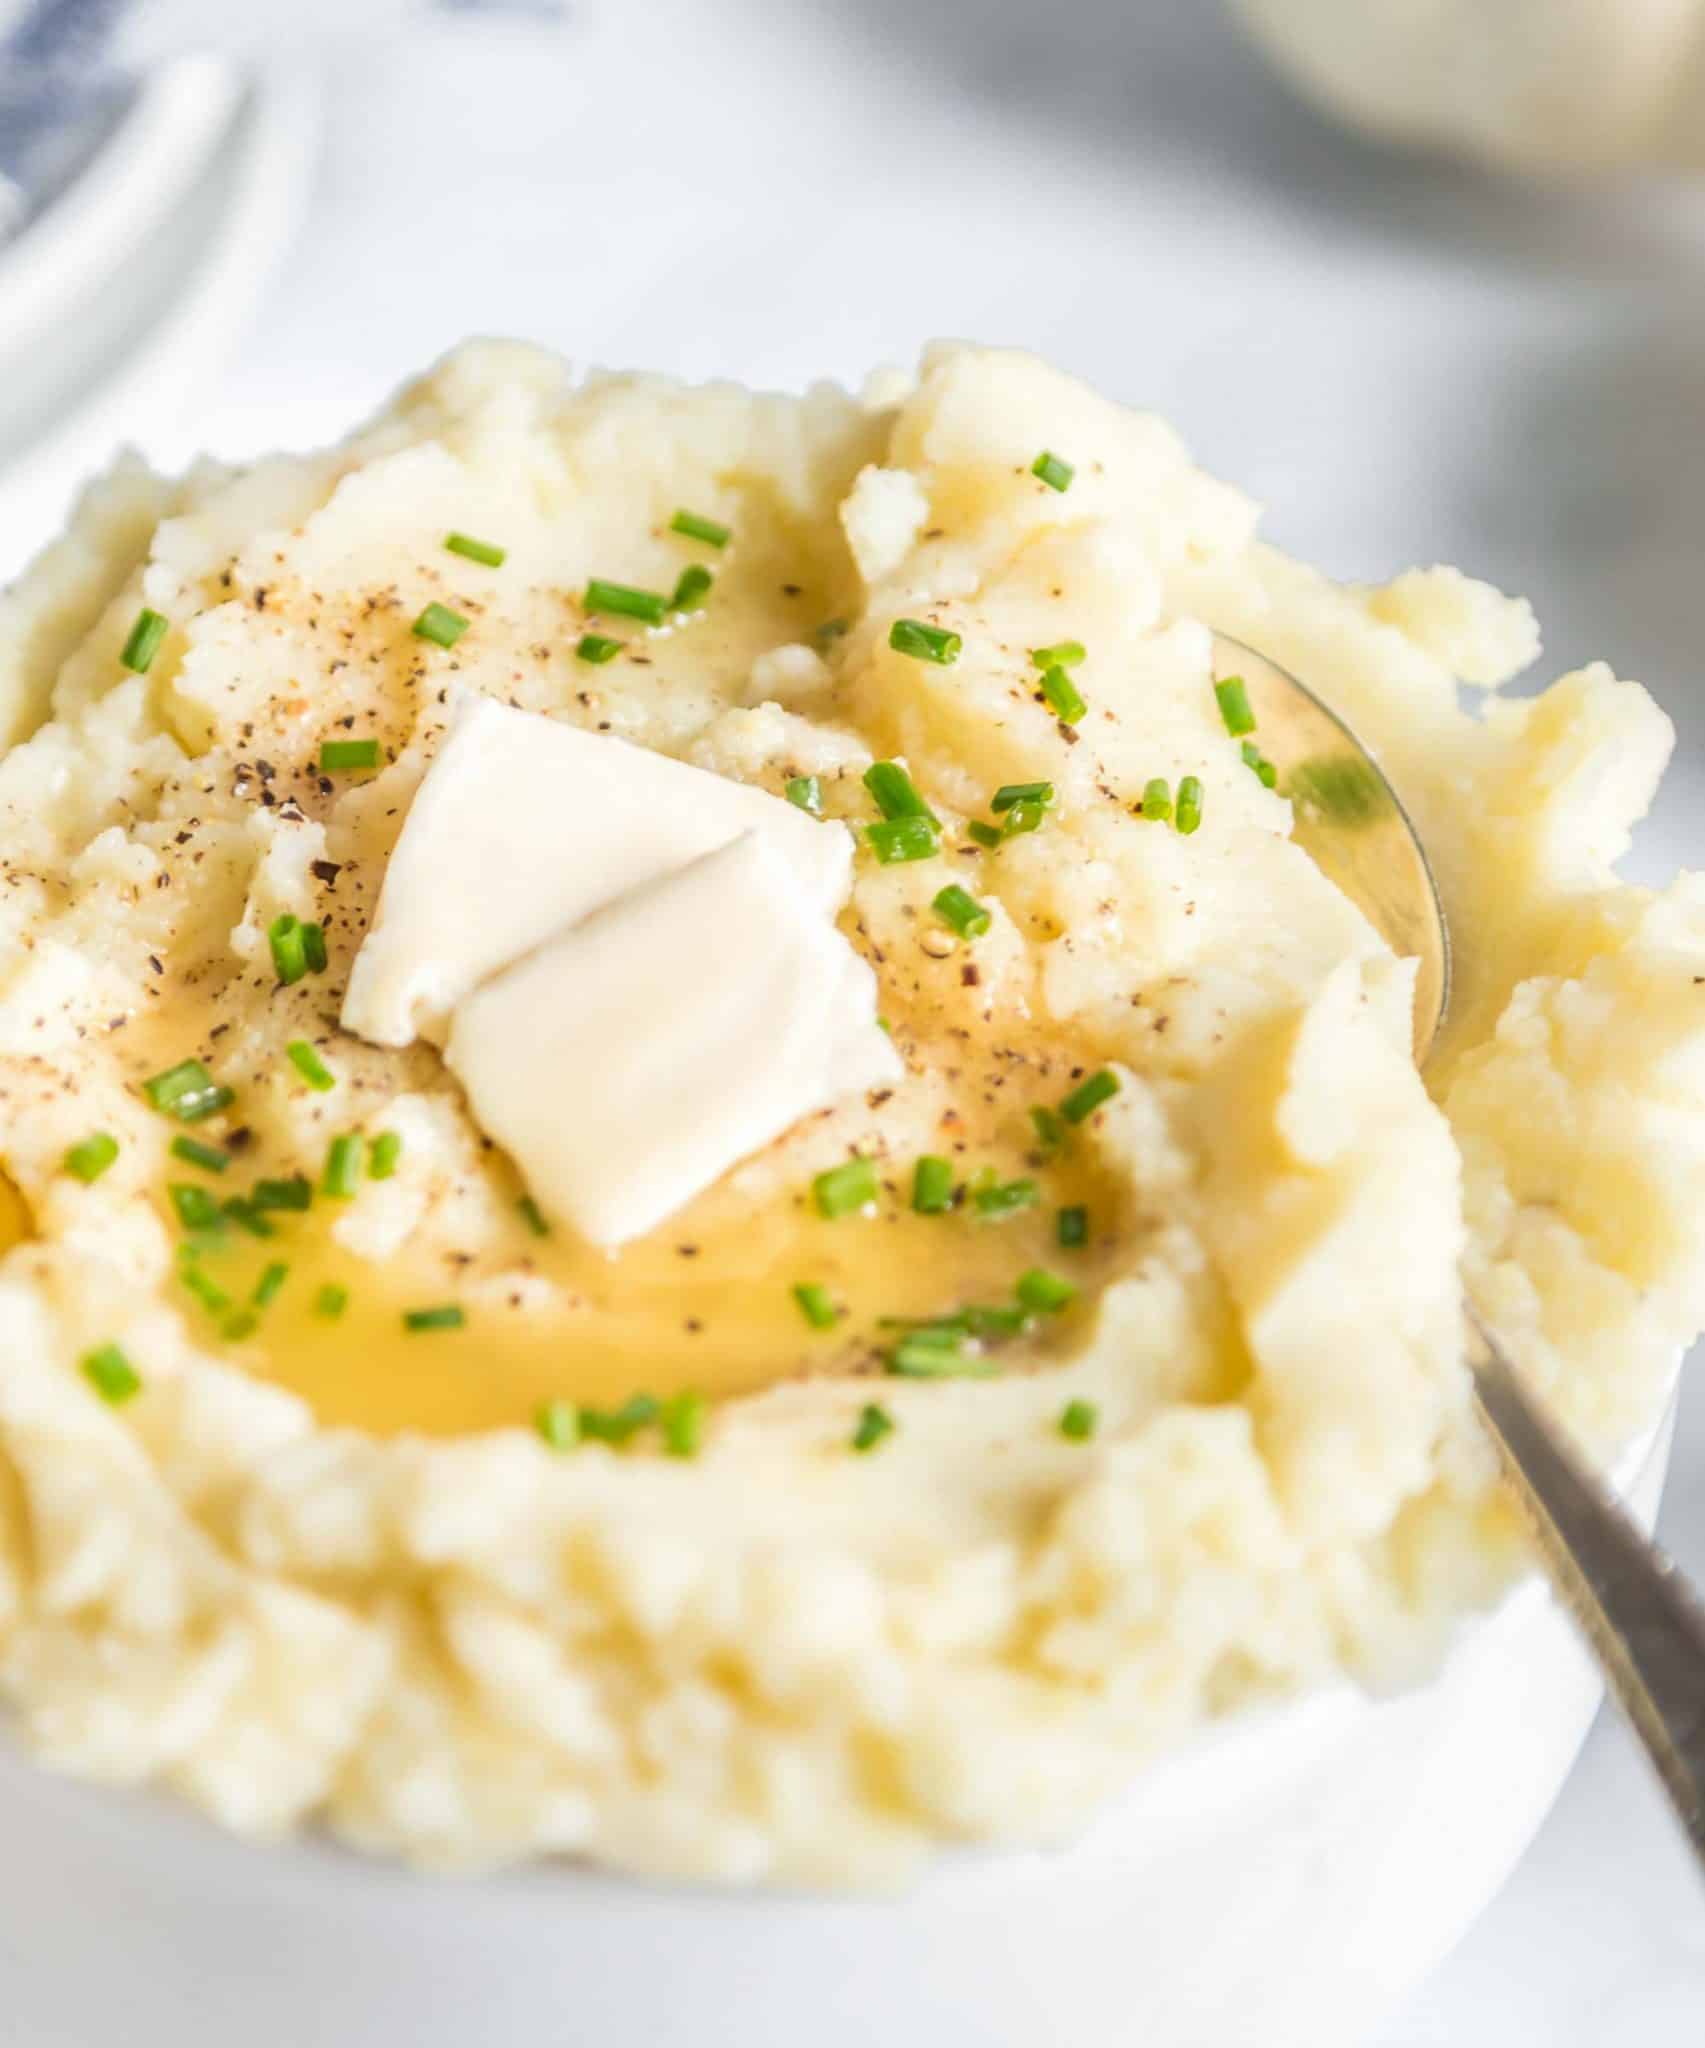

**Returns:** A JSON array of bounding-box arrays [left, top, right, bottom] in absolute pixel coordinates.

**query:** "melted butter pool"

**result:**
[[194, 1130, 1122, 1438]]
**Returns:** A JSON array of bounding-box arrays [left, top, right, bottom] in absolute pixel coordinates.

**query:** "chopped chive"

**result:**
[[581, 1393, 660, 1445], [286, 1040, 336, 1093], [1141, 777, 1173, 822], [911, 1155, 956, 1215], [314, 1282, 348, 1320], [967, 819, 1003, 850], [888, 618, 961, 665], [222, 1197, 276, 1239], [1215, 675, 1256, 737], [367, 1130, 402, 1181], [1241, 739, 1278, 789], [964, 1302, 1033, 1339], [64, 1132, 119, 1184], [887, 1336, 997, 1379], [865, 815, 939, 864], [661, 1390, 707, 1458], [785, 774, 823, 816], [252, 1175, 311, 1213], [413, 601, 469, 648], [1017, 1267, 1077, 1313], [1061, 1068, 1120, 1124], [1001, 797, 1046, 838], [1057, 1204, 1089, 1249], [319, 737, 381, 773], [670, 509, 731, 549], [218, 1308, 257, 1341], [1175, 775, 1203, 836], [991, 781, 1055, 813], [931, 883, 991, 939], [813, 1155, 879, 1219], [1030, 1105, 1066, 1153], [82, 1342, 141, 1404], [576, 632, 624, 665], [517, 1193, 550, 1237], [302, 922, 328, 973], [851, 1402, 895, 1453], [793, 1282, 840, 1329], [143, 1058, 233, 1124], [268, 913, 309, 986], [535, 1399, 581, 1450], [813, 617, 849, 647], [169, 1182, 225, 1232], [864, 760, 938, 824], [1031, 639, 1086, 670], [1039, 665, 1088, 725], [1059, 1399, 1098, 1442], [444, 531, 506, 567], [321, 1133, 365, 1199], [1287, 754, 1383, 825], [252, 1261, 289, 1309], [972, 1176, 1039, 1220], [586, 578, 669, 626], [178, 1256, 232, 1317], [403, 1303, 464, 1333], [671, 564, 713, 612], [1031, 450, 1074, 492], [120, 607, 169, 674]]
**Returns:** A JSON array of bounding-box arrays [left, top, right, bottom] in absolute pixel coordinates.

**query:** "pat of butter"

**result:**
[[444, 831, 901, 1247], [343, 695, 852, 1046]]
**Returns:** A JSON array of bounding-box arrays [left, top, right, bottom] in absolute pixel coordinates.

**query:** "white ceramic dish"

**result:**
[[0, 1394, 1674, 2048]]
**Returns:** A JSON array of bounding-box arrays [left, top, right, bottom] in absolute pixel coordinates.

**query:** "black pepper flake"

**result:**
[[311, 859, 342, 888]]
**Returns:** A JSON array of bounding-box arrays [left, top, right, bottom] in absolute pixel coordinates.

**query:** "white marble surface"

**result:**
[[7, 0, 1705, 2037]]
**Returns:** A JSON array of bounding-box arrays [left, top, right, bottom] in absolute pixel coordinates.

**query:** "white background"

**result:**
[[9, 0, 1705, 2037]]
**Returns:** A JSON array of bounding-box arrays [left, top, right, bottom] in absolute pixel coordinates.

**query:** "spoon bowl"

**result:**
[[1218, 629, 1705, 1872]]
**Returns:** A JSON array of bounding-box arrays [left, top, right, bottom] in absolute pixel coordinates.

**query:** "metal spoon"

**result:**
[[1215, 631, 1705, 1872]]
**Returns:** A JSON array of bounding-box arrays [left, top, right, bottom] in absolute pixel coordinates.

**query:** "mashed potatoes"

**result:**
[[0, 341, 1699, 1884]]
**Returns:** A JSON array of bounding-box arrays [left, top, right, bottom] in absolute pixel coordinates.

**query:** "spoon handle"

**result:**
[[1469, 1315, 1705, 1873]]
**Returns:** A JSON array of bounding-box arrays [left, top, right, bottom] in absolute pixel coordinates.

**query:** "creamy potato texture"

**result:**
[[0, 342, 1700, 1883]]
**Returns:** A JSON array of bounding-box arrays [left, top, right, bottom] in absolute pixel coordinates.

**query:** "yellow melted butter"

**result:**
[[216, 1137, 1122, 1438]]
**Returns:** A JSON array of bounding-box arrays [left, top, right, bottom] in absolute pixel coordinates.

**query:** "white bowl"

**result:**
[[0, 1393, 1675, 2048]]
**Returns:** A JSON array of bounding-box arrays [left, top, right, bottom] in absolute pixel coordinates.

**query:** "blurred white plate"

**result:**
[[0, 57, 318, 581]]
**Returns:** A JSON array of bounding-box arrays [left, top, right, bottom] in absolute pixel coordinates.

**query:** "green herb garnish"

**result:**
[[143, 1058, 233, 1124], [286, 1039, 336, 1093], [169, 1183, 225, 1232], [1059, 1399, 1098, 1441], [403, 1303, 464, 1333], [253, 1175, 311, 1213], [888, 618, 961, 665], [321, 1133, 364, 1199], [864, 760, 938, 824], [671, 564, 713, 612], [576, 633, 623, 664], [269, 914, 309, 985], [368, 1130, 402, 1180], [120, 608, 169, 674], [911, 1155, 956, 1215], [518, 1194, 550, 1237], [865, 815, 939, 864], [1016, 1267, 1077, 1313], [314, 1283, 348, 1320], [851, 1403, 894, 1453], [586, 578, 668, 626], [967, 819, 1003, 850], [1060, 1069, 1120, 1124], [445, 532, 506, 567], [931, 883, 991, 939], [1031, 640, 1086, 670], [1057, 1204, 1089, 1249], [535, 1399, 580, 1450], [320, 737, 381, 773], [661, 1391, 707, 1458], [971, 1175, 1039, 1220], [670, 509, 731, 548], [1215, 675, 1256, 737], [413, 601, 469, 648], [1039, 665, 1087, 725], [1175, 775, 1203, 836], [1141, 777, 1172, 823], [1031, 450, 1074, 492], [793, 1283, 840, 1329], [64, 1133, 119, 1184], [813, 1156, 879, 1219], [82, 1342, 141, 1404], [252, 1261, 289, 1309]]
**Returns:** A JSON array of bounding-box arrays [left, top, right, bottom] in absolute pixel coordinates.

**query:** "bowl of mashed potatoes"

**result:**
[[0, 341, 1697, 2043]]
